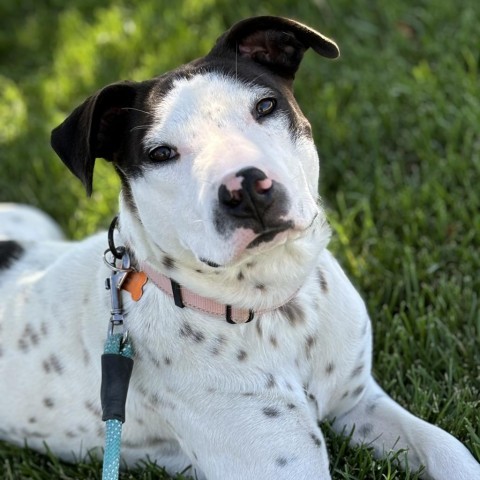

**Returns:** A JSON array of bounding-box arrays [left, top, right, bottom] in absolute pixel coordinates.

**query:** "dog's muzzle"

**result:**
[[215, 167, 292, 244]]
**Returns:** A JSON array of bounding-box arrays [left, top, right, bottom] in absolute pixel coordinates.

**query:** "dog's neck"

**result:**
[[116, 198, 331, 312]]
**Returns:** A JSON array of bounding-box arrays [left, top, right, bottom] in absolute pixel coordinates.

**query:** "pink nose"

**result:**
[[222, 173, 273, 199]]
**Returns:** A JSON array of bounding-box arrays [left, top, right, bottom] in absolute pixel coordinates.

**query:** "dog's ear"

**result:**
[[212, 16, 339, 80], [51, 81, 138, 196]]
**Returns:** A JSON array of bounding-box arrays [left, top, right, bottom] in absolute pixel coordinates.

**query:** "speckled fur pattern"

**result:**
[[1, 16, 479, 480]]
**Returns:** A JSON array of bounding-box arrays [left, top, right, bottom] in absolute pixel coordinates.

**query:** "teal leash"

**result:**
[[101, 224, 135, 480], [102, 333, 134, 480]]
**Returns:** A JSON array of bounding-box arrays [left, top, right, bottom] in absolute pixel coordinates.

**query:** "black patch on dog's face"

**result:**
[[191, 56, 312, 140], [0, 241, 24, 270]]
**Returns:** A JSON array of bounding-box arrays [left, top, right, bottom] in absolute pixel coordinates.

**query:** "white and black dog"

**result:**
[[0, 16, 479, 480]]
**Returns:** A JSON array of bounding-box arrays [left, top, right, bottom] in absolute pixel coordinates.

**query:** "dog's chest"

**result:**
[[125, 252, 371, 425]]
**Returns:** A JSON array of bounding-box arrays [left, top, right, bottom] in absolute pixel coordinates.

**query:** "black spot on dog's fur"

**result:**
[[83, 347, 91, 366], [305, 335, 316, 358], [18, 338, 29, 353], [255, 317, 263, 338], [366, 393, 384, 414], [352, 385, 365, 397], [359, 423, 374, 437], [317, 268, 328, 293], [276, 457, 288, 467], [237, 349, 248, 361], [179, 322, 205, 343], [310, 432, 322, 448], [85, 400, 101, 417], [279, 299, 305, 326], [146, 436, 168, 447], [48, 354, 64, 374], [42, 360, 51, 374], [0, 241, 24, 270], [325, 362, 335, 375], [162, 255, 176, 270], [43, 398, 55, 408], [265, 373, 276, 389], [24, 325, 40, 346], [211, 335, 227, 355], [350, 364, 364, 378], [263, 407, 281, 418]]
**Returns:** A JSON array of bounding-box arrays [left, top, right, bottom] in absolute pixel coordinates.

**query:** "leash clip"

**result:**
[[104, 249, 133, 337]]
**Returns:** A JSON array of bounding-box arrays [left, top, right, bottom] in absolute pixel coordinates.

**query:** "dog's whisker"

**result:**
[[121, 107, 156, 117], [197, 178, 216, 186], [247, 72, 268, 85], [130, 124, 154, 132]]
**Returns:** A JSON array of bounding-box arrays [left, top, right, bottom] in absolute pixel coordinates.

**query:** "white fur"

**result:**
[[0, 71, 479, 480], [0, 204, 64, 242]]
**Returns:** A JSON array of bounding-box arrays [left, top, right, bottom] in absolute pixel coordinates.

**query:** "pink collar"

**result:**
[[130, 262, 297, 324]]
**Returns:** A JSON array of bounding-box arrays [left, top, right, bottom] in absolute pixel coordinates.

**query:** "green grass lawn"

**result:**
[[1, 0, 479, 478]]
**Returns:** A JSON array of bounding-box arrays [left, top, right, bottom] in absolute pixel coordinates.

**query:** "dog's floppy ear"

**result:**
[[212, 16, 339, 80], [51, 81, 138, 196]]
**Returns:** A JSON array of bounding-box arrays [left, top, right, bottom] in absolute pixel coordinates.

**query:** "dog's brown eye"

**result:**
[[148, 146, 177, 162], [255, 98, 277, 117]]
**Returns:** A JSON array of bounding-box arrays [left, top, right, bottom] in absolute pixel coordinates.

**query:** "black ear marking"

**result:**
[[212, 16, 339, 80], [50, 81, 138, 196]]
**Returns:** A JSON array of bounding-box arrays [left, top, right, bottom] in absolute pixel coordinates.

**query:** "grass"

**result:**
[[1, 0, 479, 478]]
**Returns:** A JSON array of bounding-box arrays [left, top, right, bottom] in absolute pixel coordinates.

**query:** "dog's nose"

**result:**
[[218, 167, 275, 222]]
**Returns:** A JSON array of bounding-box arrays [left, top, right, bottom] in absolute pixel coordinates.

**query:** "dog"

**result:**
[[0, 15, 479, 480]]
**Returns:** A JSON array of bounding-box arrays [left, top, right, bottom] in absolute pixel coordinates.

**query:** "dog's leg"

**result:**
[[331, 377, 480, 480], [171, 394, 332, 480]]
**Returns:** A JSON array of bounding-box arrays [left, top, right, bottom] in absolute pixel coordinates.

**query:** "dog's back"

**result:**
[[0, 204, 64, 242]]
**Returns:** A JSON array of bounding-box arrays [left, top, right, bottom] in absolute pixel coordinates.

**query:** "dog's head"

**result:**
[[51, 16, 338, 304]]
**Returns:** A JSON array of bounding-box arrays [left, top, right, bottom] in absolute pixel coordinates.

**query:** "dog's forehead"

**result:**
[[143, 71, 272, 149]]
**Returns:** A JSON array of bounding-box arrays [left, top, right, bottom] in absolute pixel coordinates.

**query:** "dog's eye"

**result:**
[[255, 98, 277, 117], [148, 146, 177, 162]]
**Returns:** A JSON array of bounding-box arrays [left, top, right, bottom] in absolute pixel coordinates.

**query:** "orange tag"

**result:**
[[122, 272, 148, 301]]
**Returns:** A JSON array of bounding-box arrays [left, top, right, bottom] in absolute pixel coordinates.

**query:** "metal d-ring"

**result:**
[[103, 249, 133, 273]]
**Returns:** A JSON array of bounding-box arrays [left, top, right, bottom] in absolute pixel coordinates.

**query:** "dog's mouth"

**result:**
[[246, 221, 294, 249], [199, 214, 318, 269]]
